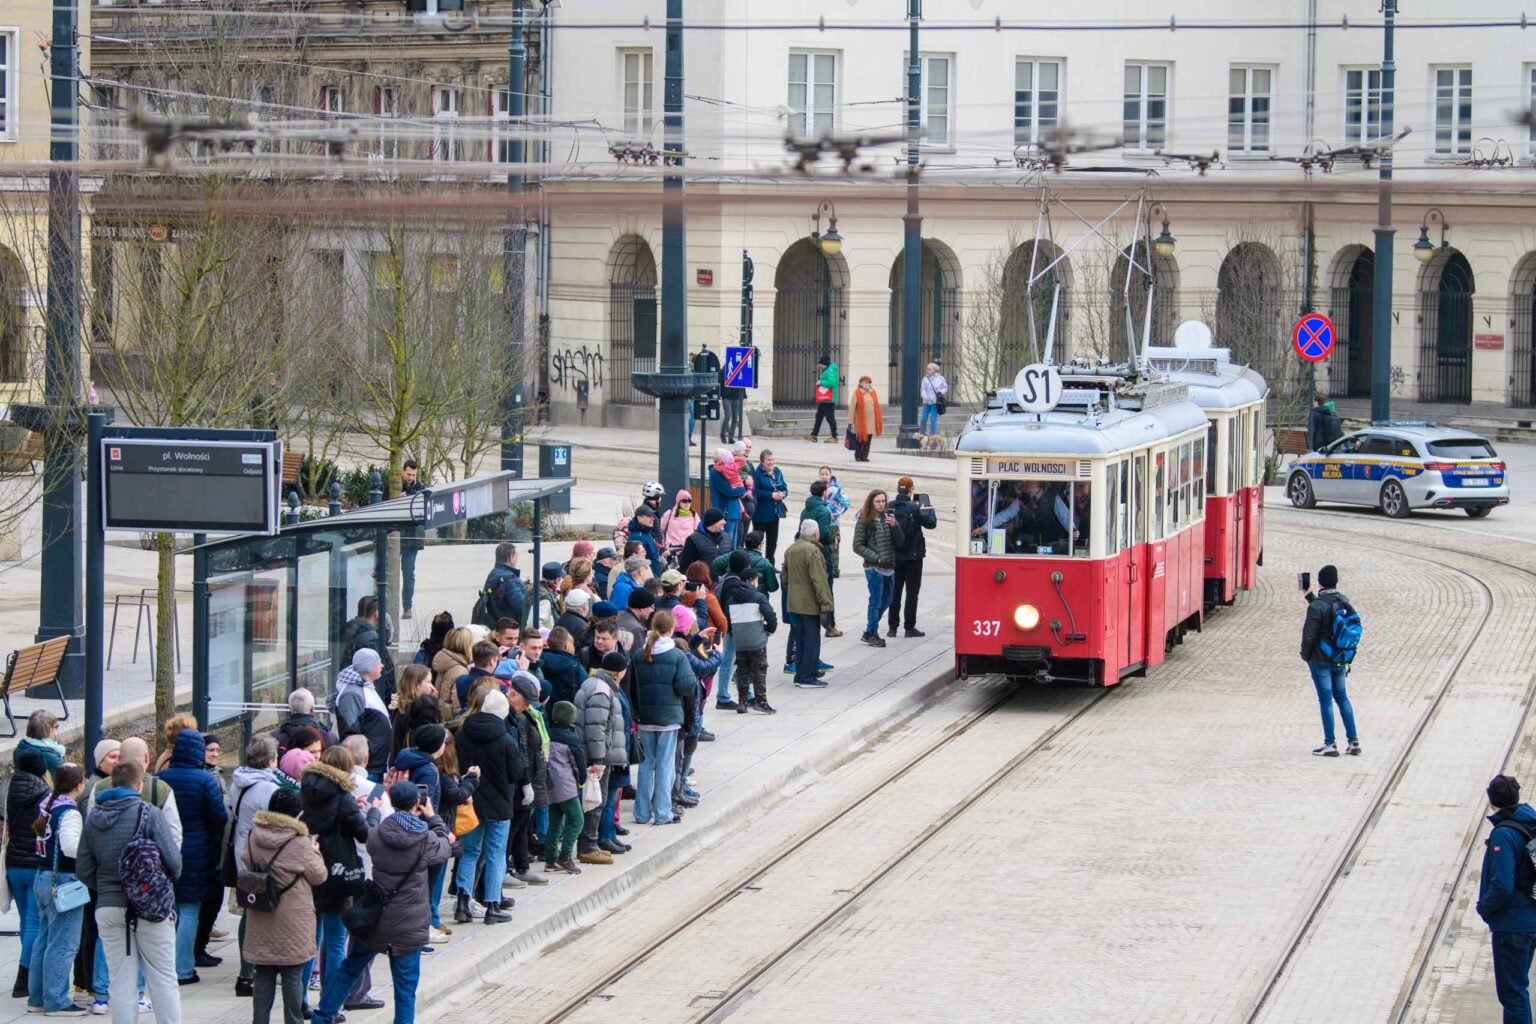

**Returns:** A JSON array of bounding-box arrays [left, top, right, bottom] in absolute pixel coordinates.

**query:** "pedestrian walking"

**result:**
[[574, 651, 631, 857], [805, 355, 840, 442], [852, 490, 904, 648], [886, 477, 937, 638], [784, 521, 835, 688], [76, 759, 183, 1024], [26, 763, 87, 1016], [630, 610, 695, 825], [751, 451, 789, 562], [150, 729, 229, 986], [242, 787, 327, 1024], [451, 689, 521, 925], [309, 784, 450, 1024], [720, 555, 778, 713], [847, 376, 883, 462], [919, 362, 949, 441], [1479, 774, 1536, 1024], [1299, 564, 1362, 757]]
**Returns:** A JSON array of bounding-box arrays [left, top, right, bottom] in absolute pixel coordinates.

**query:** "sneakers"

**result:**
[[861, 632, 887, 648], [1312, 743, 1340, 757], [697, 729, 716, 742], [886, 626, 897, 638], [817, 660, 834, 671], [1346, 740, 1361, 755], [716, 700, 737, 711], [905, 628, 926, 638], [44, 1008, 89, 1018], [598, 839, 629, 855], [136, 1000, 153, 1015], [428, 927, 451, 944], [578, 848, 614, 865], [783, 664, 797, 674], [502, 874, 527, 889], [737, 703, 749, 714], [753, 701, 777, 714], [513, 870, 548, 886], [90, 1004, 108, 1017], [794, 678, 828, 689], [309, 971, 322, 991], [235, 977, 255, 998]]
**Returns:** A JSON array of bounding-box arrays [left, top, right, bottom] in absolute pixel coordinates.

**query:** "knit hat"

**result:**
[[564, 589, 592, 612], [672, 605, 696, 633], [268, 787, 302, 818], [592, 600, 619, 619], [1490, 774, 1521, 809], [702, 508, 726, 528], [550, 701, 578, 727], [627, 590, 656, 610], [571, 540, 595, 560], [508, 671, 541, 706], [412, 724, 446, 755], [279, 747, 315, 779], [542, 562, 565, 582], [388, 780, 419, 812], [600, 650, 629, 674], [481, 689, 510, 719], [817, 355, 830, 367], [1318, 564, 1339, 588], [94, 739, 121, 771], [351, 648, 382, 674]]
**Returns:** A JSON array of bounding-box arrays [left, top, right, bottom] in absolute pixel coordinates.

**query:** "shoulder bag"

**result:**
[[235, 835, 301, 913], [342, 835, 428, 941], [48, 807, 89, 913], [219, 786, 252, 887]]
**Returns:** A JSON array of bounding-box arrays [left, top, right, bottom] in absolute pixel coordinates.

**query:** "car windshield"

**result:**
[[1426, 438, 1497, 459], [969, 478, 1089, 557]]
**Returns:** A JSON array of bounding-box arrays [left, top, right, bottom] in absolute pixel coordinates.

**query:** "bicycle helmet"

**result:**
[[641, 481, 665, 499]]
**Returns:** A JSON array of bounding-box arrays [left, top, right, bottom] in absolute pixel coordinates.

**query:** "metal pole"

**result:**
[[501, 0, 529, 474], [37, 0, 84, 690], [1303, 200, 1317, 410], [191, 531, 208, 731], [819, 251, 831, 363], [658, 0, 689, 496], [531, 499, 544, 626], [896, 0, 923, 450], [84, 414, 104, 755], [1370, 0, 1396, 424]]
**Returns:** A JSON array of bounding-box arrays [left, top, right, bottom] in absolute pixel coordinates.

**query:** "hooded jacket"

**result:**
[[1300, 588, 1353, 664], [628, 528, 665, 579], [609, 572, 641, 612], [545, 724, 588, 805], [76, 789, 182, 909], [630, 637, 696, 729], [708, 464, 748, 522], [4, 753, 51, 869], [17, 736, 65, 778], [540, 648, 588, 708], [512, 709, 550, 808], [300, 759, 377, 914], [719, 575, 778, 652], [679, 525, 733, 578], [431, 647, 471, 722], [363, 812, 451, 954], [335, 668, 392, 778], [453, 712, 525, 821], [574, 671, 628, 767], [659, 490, 700, 549], [480, 563, 527, 626], [393, 748, 441, 809], [1478, 804, 1536, 932], [155, 729, 229, 902], [228, 765, 281, 875], [242, 811, 328, 967]]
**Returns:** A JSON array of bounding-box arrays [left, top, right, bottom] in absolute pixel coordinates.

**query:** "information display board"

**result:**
[[102, 438, 280, 535]]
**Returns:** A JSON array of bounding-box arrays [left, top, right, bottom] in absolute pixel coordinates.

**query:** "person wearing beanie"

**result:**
[[591, 600, 619, 620], [394, 722, 451, 942], [451, 686, 523, 925], [1300, 564, 1361, 757], [886, 476, 937, 639], [525, 563, 563, 631], [1479, 774, 1536, 1019], [542, 701, 590, 874], [680, 506, 733, 578], [335, 648, 392, 781], [617, 589, 656, 654], [806, 353, 840, 441], [93, 740, 122, 781]]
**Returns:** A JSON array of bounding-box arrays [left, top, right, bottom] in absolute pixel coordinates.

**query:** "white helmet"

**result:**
[[641, 481, 665, 499]]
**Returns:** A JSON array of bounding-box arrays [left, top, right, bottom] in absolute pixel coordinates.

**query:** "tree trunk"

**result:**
[[155, 531, 177, 756]]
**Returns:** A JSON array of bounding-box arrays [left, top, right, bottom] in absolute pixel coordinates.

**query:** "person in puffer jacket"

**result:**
[[155, 728, 228, 984], [5, 743, 51, 998], [719, 563, 778, 712], [542, 702, 589, 874], [301, 748, 382, 1000], [573, 650, 631, 857], [658, 489, 700, 555]]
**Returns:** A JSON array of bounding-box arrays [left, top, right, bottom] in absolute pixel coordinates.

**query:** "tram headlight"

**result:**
[[1013, 603, 1041, 631]]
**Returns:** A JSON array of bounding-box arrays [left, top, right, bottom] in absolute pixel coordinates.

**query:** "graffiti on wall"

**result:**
[[551, 346, 604, 391]]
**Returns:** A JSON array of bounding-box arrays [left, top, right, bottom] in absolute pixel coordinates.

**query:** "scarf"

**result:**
[[396, 811, 428, 834]]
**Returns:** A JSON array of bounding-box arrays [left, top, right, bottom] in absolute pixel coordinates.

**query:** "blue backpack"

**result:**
[[119, 804, 176, 928], [1317, 597, 1363, 666]]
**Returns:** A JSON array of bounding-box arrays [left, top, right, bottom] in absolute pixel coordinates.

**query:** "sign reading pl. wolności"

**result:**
[[102, 438, 280, 534]]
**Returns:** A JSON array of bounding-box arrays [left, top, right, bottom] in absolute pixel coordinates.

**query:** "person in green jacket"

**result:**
[[710, 531, 779, 596], [799, 482, 842, 638], [806, 356, 840, 442]]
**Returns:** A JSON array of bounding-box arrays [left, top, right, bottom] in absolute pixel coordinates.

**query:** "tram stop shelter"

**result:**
[[190, 471, 575, 745]]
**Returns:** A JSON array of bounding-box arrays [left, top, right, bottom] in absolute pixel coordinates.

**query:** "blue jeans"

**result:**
[[919, 402, 940, 434], [28, 871, 84, 1012], [864, 569, 895, 635], [534, 805, 549, 845], [454, 818, 510, 904], [635, 729, 679, 824], [1308, 662, 1357, 747], [1493, 931, 1536, 1024], [7, 866, 38, 965], [173, 901, 199, 979], [427, 862, 447, 930], [598, 772, 623, 843], [313, 940, 420, 1024], [717, 633, 736, 702], [317, 911, 347, 987], [401, 544, 419, 611], [790, 613, 822, 685]]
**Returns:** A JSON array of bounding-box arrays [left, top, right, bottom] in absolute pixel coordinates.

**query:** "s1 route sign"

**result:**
[[1292, 312, 1335, 362], [1012, 363, 1063, 413]]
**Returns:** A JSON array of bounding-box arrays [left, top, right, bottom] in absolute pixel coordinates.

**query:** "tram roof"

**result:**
[[956, 396, 1210, 456], [1143, 347, 1268, 409]]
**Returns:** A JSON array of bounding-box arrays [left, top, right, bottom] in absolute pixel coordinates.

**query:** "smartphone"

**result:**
[[415, 784, 429, 801], [1298, 571, 1311, 592]]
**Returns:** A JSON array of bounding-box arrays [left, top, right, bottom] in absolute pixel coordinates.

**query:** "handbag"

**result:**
[[843, 426, 855, 450], [453, 797, 479, 838], [936, 396, 948, 416], [47, 805, 89, 913], [580, 773, 604, 813], [314, 832, 366, 903], [814, 384, 833, 404], [342, 838, 427, 941], [235, 836, 300, 913]]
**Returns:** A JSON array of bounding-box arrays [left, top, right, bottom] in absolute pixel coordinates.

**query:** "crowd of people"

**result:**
[[800, 356, 952, 456]]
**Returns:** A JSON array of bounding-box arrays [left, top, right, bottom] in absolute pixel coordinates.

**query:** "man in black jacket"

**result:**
[[1300, 563, 1361, 758], [479, 543, 527, 627], [452, 689, 524, 924], [679, 509, 733, 577], [341, 596, 395, 705], [400, 459, 425, 619], [886, 477, 938, 638]]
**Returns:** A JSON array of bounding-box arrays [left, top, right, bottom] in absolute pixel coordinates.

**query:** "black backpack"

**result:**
[[236, 835, 302, 913], [1493, 819, 1536, 899]]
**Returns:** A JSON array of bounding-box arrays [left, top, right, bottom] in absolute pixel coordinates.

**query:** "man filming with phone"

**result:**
[[1299, 564, 1363, 758], [886, 477, 937, 639]]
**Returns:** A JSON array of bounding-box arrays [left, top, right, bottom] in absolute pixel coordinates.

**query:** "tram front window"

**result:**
[[970, 478, 1089, 557]]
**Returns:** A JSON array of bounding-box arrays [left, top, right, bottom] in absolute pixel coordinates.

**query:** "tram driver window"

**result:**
[[969, 477, 1087, 557]]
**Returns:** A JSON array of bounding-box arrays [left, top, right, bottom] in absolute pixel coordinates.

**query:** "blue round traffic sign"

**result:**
[[1293, 313, 1335, 363]]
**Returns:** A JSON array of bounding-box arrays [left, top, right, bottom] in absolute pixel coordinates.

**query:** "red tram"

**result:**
[[954, 341, 1267, 686]]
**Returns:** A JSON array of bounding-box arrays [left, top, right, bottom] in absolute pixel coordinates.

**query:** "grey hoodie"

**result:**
[[76, 789, 182, 909], [228, 765, 280, 874]]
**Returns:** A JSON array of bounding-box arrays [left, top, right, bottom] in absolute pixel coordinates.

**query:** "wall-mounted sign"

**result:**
[[696, 269, 714, 286], [984, 458, 1076, 479], [1475, 333, 1505, 350]]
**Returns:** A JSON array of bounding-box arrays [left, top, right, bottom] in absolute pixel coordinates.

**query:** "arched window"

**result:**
[[606, 235, 657, 407], [771, 239, 848, 408]]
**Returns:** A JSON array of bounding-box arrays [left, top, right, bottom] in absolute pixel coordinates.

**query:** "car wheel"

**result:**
[[1379, 480, 1411, 519], [1466, 506, 1492, 519], [1287, 472, 1316, 509]]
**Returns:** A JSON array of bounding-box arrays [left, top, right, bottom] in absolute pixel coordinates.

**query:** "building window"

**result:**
[[912, 53, 952, 148], [1014, 58, 1061, 147], [788, 50, 837, 138], [1343, 67, 1385, 145], [1123, 62, 1169, 152], [431, 86, 462, 163], [1227, 66, 1273, 153], [493, 87, 512, 163], [373, 86, 398, 160], [0, 29, 15, 142], [320, 86, 343, 118], [1528, 65, 1536, 152], [620, 49, 653, 135], [1432, 66, 1472, 156]]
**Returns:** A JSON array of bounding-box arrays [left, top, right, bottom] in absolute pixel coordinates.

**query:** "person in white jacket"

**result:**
[[919, 362, 949, 440]]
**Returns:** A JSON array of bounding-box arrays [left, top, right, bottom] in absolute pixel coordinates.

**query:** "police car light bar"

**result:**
[[1370, 419, 1437, 427]]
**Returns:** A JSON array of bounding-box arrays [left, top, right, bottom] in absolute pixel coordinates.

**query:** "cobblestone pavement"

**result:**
[[469, 511, 1536, 1024]]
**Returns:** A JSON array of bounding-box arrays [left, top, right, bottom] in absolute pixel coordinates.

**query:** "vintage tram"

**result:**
[[954, 335, 1267, 685]]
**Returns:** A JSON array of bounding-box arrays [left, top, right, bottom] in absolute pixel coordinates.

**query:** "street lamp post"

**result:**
[[897, 0, 923, 451], [810, 201, 842, 363], [1370, 0, 1398, 424], [1412, 208, 1449, 264], [501, 0, 528, 477]]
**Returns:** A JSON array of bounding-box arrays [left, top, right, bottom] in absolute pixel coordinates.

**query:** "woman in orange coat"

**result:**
[[848, 375, 883, 462]]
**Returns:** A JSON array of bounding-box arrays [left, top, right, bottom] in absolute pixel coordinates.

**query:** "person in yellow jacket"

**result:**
[[847, 376, 883, 462]]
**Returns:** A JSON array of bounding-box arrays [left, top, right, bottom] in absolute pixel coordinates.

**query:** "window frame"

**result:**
[[911, 52, 954, 150], [1431, 65, 1473, 157], [1527, 64, 1536, 153], [619, 48, 655, 136], [1013, 57, 1063, 148], [373, 86, 399, 160], [0, 28, 16, 143], [430, 85, 463, 163], [1343, 66, 1385, 147], [788, 49, 839, 139], [1123, 61, 1170, 153], [1227, 64, 1274, 155], [320, 85, 344, 118]]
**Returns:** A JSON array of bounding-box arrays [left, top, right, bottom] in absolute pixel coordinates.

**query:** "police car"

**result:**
[[1287, 425, 1509, 518]]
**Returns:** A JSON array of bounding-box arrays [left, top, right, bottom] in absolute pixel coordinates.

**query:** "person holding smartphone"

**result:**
[[852, 489, 905, 648], [886, 477, 938, 639], [1299, 564, 1361, 758]]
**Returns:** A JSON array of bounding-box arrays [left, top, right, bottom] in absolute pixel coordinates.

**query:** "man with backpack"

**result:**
[[1479, 774, 1536, 1024], [474, 543, 526, 628], [1300, 564, 1362, 757], [76, 759, 183, 1024], [886, 477, 937, 639]]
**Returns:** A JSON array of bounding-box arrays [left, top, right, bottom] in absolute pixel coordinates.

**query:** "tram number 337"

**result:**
[[972, 619, 1003, 637]]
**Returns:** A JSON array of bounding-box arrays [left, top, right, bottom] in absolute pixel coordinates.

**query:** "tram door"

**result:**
[[1127, 454, 1147, 669]]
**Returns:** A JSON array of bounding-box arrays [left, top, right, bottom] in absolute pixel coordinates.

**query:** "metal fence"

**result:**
[[608, 282, 657, 407], [1514, 291, 1535, 408], [887, 286, 961, 406], [1417, 272, 1473, 403], [772, 285, 847, 407]]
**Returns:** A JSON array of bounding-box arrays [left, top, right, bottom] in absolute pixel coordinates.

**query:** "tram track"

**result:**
[[1245, 509, 1536, 1024]]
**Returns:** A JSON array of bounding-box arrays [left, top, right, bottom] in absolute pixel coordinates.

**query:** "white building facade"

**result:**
[[541, 0, 1536, 427]]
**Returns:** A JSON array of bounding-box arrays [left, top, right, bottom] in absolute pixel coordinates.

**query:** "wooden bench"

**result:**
[[0, 431, 44, 475], [0, 636, 71, 736], [1275, 427, 1309, 456], [281, 450, 304, 487]]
